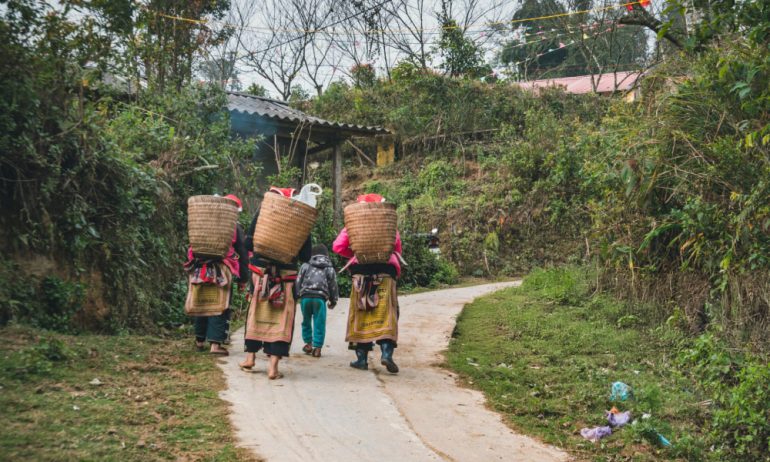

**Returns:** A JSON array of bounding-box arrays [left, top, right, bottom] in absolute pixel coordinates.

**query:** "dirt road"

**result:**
[[218, 282, 568, 462]]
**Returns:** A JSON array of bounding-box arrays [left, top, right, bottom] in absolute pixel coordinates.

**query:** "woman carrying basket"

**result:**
[[240, 187, 312, 380], [333, 193, 403, 374], [185, 194, 249, 356]]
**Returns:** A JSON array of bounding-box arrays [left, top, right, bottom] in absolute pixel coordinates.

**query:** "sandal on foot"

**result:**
[[268, 372, 284, 380], [302, 343, 312, 354], [312, 347, 322, 358], [210, 349, 229, 356]]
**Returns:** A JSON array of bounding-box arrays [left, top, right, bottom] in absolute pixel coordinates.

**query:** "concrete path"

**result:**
[[218, 282, 568, 462]]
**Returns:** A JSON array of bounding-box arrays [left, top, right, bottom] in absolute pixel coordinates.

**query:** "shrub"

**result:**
[[36, 277, 85, 332], [400, 231, 459, 289], [594, 42, 770, 338], [0, 7, 256, 331], [680, 333, 770, 460]]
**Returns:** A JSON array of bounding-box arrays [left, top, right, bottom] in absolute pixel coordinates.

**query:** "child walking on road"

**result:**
[[296, 244, 339, 357]]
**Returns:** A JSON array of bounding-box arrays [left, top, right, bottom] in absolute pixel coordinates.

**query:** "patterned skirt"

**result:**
[[184, 264, 232, 317], [245, 268, 297, 344], [345, 274, 398, 344]]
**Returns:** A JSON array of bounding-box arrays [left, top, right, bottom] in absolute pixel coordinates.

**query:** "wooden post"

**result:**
[[332, 140, 343, 228]]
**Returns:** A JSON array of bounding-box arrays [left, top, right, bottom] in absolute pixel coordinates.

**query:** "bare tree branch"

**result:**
[[619, 5, 683, 49], [239, 0, 314, 100]]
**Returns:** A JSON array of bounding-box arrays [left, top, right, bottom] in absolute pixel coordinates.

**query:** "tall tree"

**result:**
[[381, 0, 432, 69], [199, 52, 242, 90], [499, 0, 569, 78], [436, 0, 490, 77], [500, 0, 649, 80], [240, 0, 321, 100], [135, 0, 231, 91], [198, 0, 258, 91]]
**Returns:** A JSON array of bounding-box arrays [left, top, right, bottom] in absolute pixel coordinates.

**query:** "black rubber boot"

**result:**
[[380, 342, 399, 374], [350, 349, 368, 370]]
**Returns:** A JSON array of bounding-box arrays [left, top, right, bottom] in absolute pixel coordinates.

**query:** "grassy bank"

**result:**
[[447, 267, 713, 461], [0, 326, 254, 461]]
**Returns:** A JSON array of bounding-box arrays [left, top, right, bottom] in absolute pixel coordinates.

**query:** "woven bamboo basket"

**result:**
[[187, 195, 239, 258], [253, 193, 318, 264], [344, 202, 398, 264]]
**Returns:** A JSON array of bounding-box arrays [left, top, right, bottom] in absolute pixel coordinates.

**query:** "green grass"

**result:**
[[446, 267, 709, 461], [0, 326, 256, 461]]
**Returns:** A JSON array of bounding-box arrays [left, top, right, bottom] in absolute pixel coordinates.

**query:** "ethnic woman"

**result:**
[[332, 193, 402, 374], [239, 187, 311, 379]]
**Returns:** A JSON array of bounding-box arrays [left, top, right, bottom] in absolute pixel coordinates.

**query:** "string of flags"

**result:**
[[151, 1, 653, 37], [509, 23, 622, 68], [207, 16, 632, 64]]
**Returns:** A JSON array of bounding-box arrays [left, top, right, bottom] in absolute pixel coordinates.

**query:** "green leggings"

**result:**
[[300, 297, 327, 348], [194, 309, 230, 344]]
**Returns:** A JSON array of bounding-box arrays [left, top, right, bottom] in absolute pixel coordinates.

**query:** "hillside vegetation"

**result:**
[[1, 0, 768, 347], [1, 1, 768, 459], [310, 38, 770, 348]]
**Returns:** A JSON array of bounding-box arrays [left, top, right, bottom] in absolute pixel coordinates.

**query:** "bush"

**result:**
[[680, 333, 770, 460], [0, 266, 84, 333], [399, 231, 459, 289], [36, 277, 85, 332], [0, 4, 256, 331], [593, 41, 770, 339], [0, 261, 36, 326], [434, 258, 460, 285]]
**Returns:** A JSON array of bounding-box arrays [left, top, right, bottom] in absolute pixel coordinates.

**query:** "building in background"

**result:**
[[514, 71, 644, 102]]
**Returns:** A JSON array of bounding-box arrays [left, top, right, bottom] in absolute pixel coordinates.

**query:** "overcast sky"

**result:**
[[220, 0, 525, 94]]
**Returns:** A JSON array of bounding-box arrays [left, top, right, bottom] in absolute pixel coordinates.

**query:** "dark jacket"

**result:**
[[244, 208, 312, 270], [296, 255, 338, 304], [234, 223, 249, 283]]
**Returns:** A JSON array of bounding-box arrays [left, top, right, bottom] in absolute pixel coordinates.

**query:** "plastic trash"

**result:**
[[607, 409, 632, 427], [580, 426, 612, 442], [610, 381, 631, 401], [657, 433, 672, 447], [296, 183, 322, 208]]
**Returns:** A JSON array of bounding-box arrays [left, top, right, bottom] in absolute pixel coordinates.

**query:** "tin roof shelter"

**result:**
[[227, 92, 390, 225]]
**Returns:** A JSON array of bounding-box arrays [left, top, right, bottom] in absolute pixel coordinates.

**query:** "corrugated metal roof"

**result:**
[[226, 92, 390, 136], [515, 71, 643, 95]]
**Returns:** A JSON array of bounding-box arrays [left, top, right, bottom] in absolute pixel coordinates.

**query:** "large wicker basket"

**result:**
[[253, 193, 318, 264], [344, 202, 398, 264], [188, 195, 239, 258]]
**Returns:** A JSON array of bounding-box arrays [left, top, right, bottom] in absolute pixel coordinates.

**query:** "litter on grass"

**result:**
[[580, 426, 612, 442], [607, 408, 631, 427], [610, 381, 631, 401]]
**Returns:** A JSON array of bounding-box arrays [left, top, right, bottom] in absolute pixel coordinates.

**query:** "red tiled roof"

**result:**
[[515, 71, 643, 95]]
